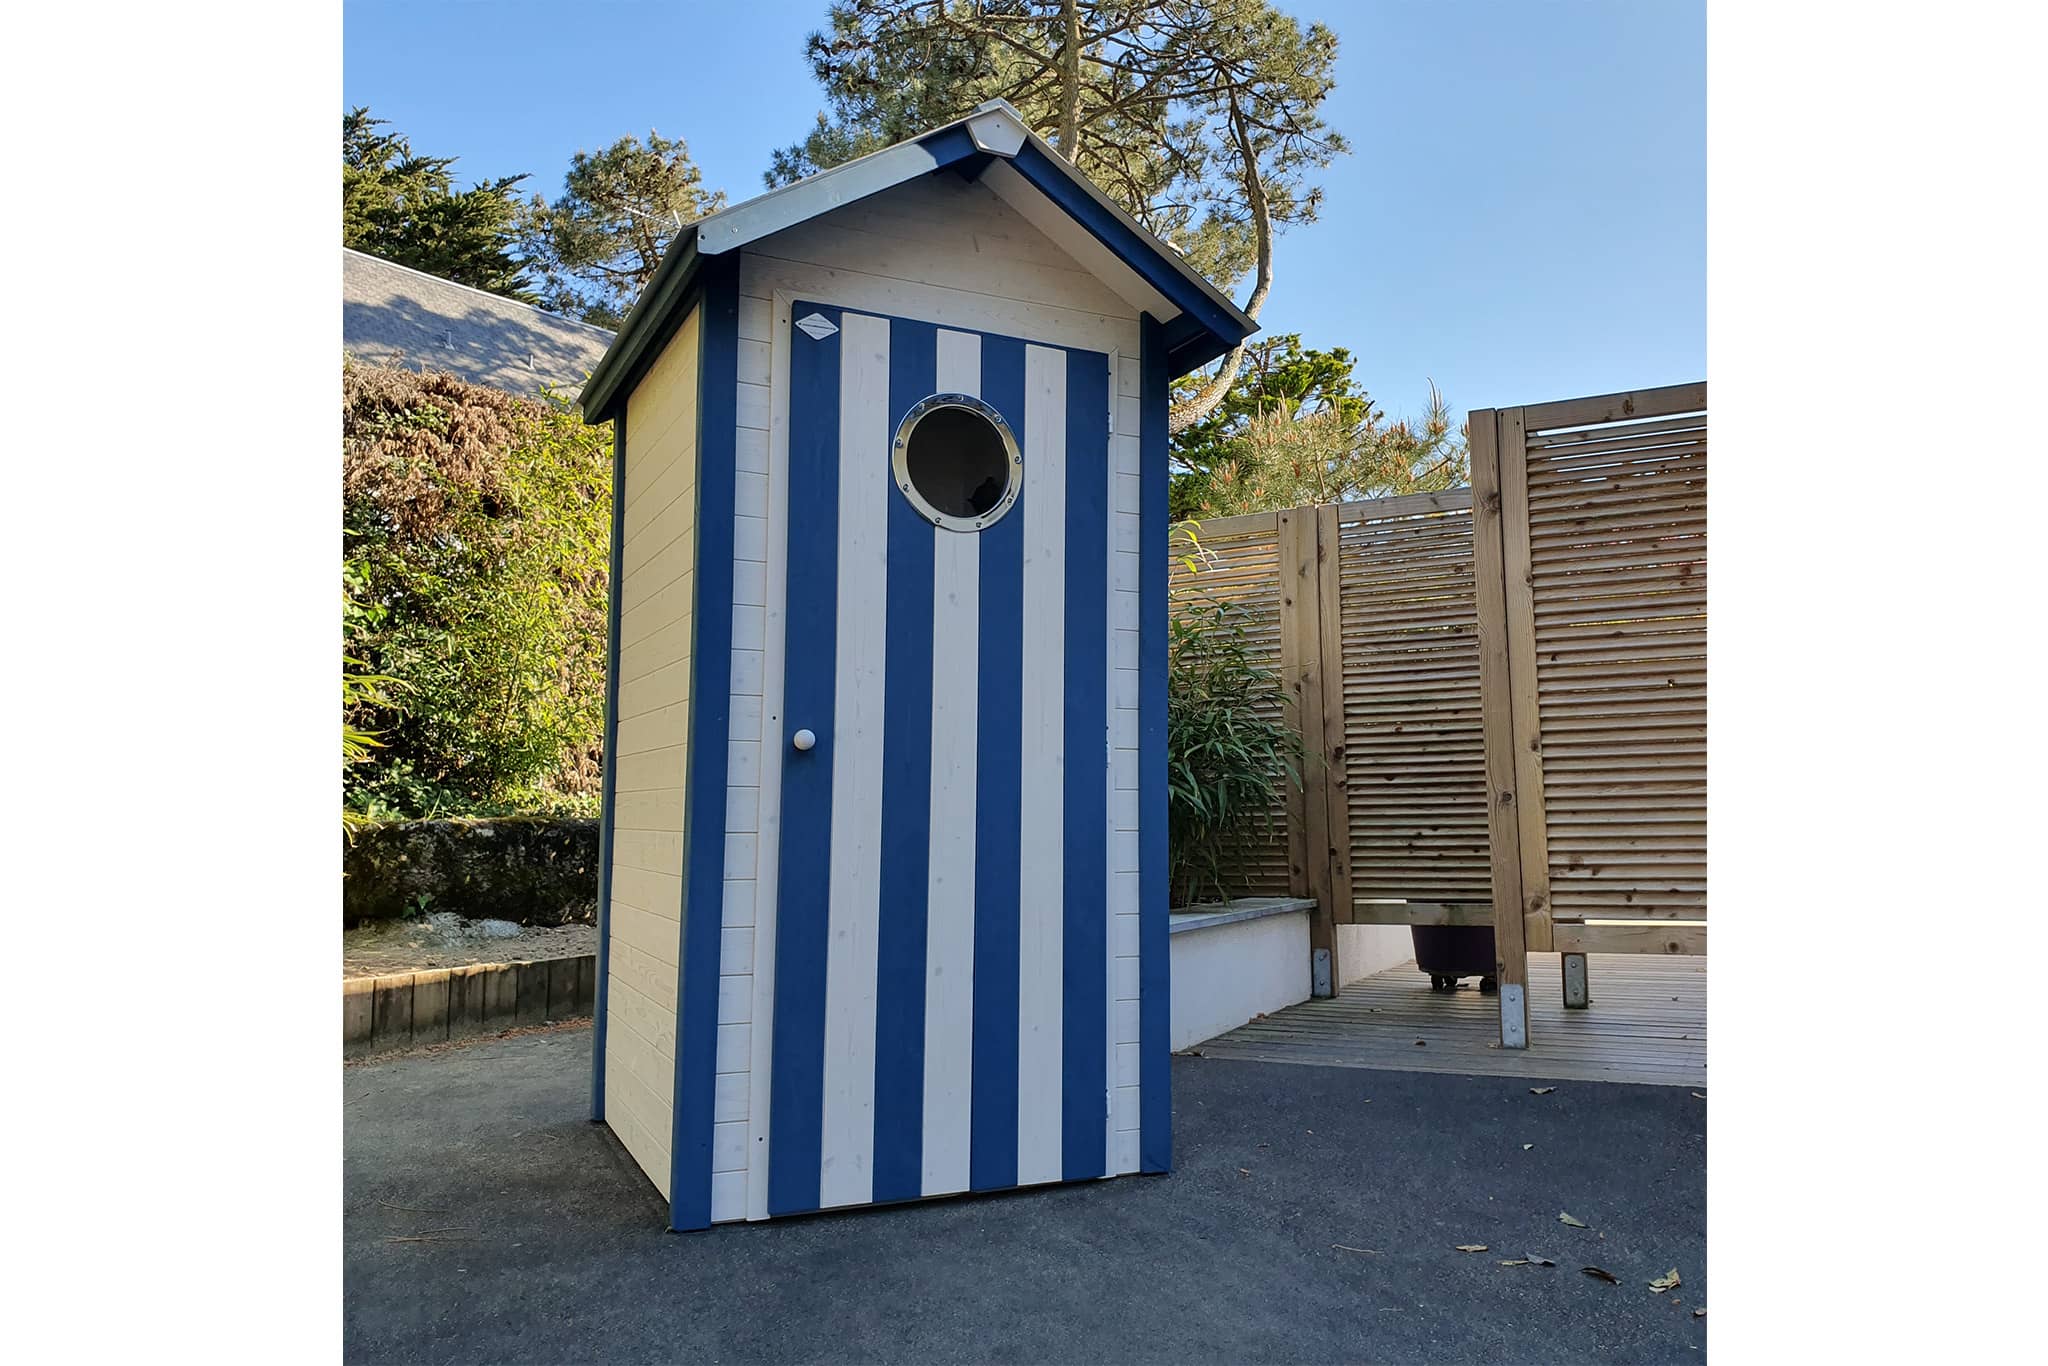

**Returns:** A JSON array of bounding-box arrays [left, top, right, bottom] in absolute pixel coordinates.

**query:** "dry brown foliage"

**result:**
[[342, 361, 539, 542]]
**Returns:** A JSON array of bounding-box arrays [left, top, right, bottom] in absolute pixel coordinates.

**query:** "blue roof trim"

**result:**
[[917, 123, 982, 168], [580, 100, 1257, 424], [1003, 140, 1247, 370], [579, 230, 703, 424]]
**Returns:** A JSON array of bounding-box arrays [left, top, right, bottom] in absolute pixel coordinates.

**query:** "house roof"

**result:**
[[343, 248, 614, 397], [578, 100, 1258, 423]]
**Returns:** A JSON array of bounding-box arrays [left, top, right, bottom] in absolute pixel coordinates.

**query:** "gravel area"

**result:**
[[343, 912, 596, 980]]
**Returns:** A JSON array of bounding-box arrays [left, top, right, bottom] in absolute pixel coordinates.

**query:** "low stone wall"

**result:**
[[343, 954, 596, 1058], [343, 817, 598, 926]]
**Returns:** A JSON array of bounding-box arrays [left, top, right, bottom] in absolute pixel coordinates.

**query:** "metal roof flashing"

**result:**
[[578, 99, 1255, 422]]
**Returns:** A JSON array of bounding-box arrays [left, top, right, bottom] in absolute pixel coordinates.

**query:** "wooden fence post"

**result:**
[[1471, 411, 1531, 1048], [1278, 505, 1339, 996], [1315, 503, 1354, 990], [1496, 405, 1554, 960]]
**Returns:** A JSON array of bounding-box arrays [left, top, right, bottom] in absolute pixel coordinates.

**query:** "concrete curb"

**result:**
[[344, 954, 596, 1058]]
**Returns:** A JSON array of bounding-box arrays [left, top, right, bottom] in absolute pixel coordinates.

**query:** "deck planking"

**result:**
[[1194, 953, 1705, 1088]]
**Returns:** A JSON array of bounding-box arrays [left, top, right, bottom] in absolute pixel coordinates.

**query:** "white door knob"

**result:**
[[792, 728, 816, 752]]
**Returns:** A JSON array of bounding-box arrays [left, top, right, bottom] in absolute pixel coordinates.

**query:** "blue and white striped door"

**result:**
[[769, 302, 1113, 1214]]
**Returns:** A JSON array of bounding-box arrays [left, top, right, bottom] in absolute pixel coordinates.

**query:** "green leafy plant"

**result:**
[[343, 362, 611, 822], [1171, 335, 1469, 519], [1166, 589, 1302, 908]]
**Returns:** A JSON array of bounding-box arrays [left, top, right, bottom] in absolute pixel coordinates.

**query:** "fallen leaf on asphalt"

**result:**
[[1693, 1307, 1707, 1318], [1333, 1244, 1381, 1255], [1524, 1254, 1557, 1267], [1455, 1244, 1489, 1253], [1414, 1039, 1427, 1047], [1238, 1168, 1251, 1178], [1650, 1268, 1682, 1294], [1498, 1259, 1529, 1267], [1523, 1144, 1535, 1151], [1559, 1212, 1589, 1228], [1582, 1267, 1620, 1284], [1529, 1087, 1555, 1095]]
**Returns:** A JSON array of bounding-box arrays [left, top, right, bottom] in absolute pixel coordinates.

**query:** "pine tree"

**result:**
[[1170, 336, 1468, 518], [773, 0, 1348, 428], [341, 108, 534, 300], [520, 133, 727, 329]]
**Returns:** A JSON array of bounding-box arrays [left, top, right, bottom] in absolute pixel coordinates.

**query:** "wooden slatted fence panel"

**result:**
[[1168, 512, 1294, 899], [1504, 384, 1707, 950], [1330, 491, 1493, 906]]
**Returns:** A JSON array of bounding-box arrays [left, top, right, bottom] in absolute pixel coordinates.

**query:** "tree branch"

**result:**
[[1169, 92, 1275, 434]]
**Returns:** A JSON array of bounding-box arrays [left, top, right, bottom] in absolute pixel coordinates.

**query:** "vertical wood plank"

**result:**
[[482, 962, 518, 1028], [371, 974, 414, 1054], [1275, 507, 1313, 904], [1496, 405, 1554, 954], [411, 968, 451, 1046], [1277, 506, 1336, 995], [515, 960, 550, 1026], [446, 965, 485, 1041], [574, 955, 596, 1014], [548, 957, 583, 1019], [1314, 504, 1354, 948], [342, 979, 375, 1059], [1470, 410, 1530, 1047]]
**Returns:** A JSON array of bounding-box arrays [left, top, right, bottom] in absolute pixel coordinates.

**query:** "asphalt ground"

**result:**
[[345, 1024, 1705, 1363]]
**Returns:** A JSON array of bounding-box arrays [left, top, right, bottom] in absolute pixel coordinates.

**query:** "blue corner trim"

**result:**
[[591, 410, 627, 1124], [1137, 315, 1173, 1174], [669, 256, 742, 1232]]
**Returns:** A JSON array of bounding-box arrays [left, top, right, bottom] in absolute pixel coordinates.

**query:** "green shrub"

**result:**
[[342, 361, 612, 819], [1165, 587, 1303, 907]]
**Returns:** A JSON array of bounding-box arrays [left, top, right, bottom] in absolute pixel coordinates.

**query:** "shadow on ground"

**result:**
[[345, 1026, 1705, 1364]]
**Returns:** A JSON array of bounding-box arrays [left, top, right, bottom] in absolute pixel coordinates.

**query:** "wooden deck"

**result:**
[[1195, 953, 1705, 1088]]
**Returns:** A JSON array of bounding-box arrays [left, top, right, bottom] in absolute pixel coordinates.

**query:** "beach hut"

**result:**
[[577, 99, 1256, 1229]]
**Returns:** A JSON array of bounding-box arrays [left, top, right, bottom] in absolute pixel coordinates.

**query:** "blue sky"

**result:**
[[344, 0, 1703, 423]]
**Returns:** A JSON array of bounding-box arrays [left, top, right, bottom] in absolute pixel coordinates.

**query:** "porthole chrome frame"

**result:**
[[890, 393, 1024, 533]]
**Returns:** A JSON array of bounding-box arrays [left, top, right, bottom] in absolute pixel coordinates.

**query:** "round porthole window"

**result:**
[[892, 393, 1022, 532]]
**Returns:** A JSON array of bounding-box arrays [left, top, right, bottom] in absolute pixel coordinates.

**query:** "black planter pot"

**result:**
[[1412, 925, 1498, 994]]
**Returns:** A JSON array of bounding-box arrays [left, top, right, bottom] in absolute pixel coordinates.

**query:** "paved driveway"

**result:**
[[345, 1026, 1705, 1363]]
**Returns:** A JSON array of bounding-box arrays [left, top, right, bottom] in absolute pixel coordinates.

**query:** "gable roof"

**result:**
[[578, 100, 1257, 423], [344, 248, 614, 396]]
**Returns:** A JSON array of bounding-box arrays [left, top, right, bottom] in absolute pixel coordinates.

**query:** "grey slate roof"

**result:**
[[343, 248, 613, 397]]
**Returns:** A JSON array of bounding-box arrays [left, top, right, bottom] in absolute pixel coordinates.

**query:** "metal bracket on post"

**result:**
[[1562, 953, 1589, 1009], [1499, 984, 1528, 1049], [1311, 948, 1333, 999]]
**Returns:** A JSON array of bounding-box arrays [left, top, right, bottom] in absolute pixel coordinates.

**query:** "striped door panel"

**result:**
[[769, 303, 1114, 1214]]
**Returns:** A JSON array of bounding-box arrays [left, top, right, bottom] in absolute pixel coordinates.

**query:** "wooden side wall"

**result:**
[[604, 302, 704, 1197]]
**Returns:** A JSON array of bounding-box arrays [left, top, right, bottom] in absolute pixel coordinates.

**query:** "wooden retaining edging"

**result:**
[[343, 954, 596, 1058]]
